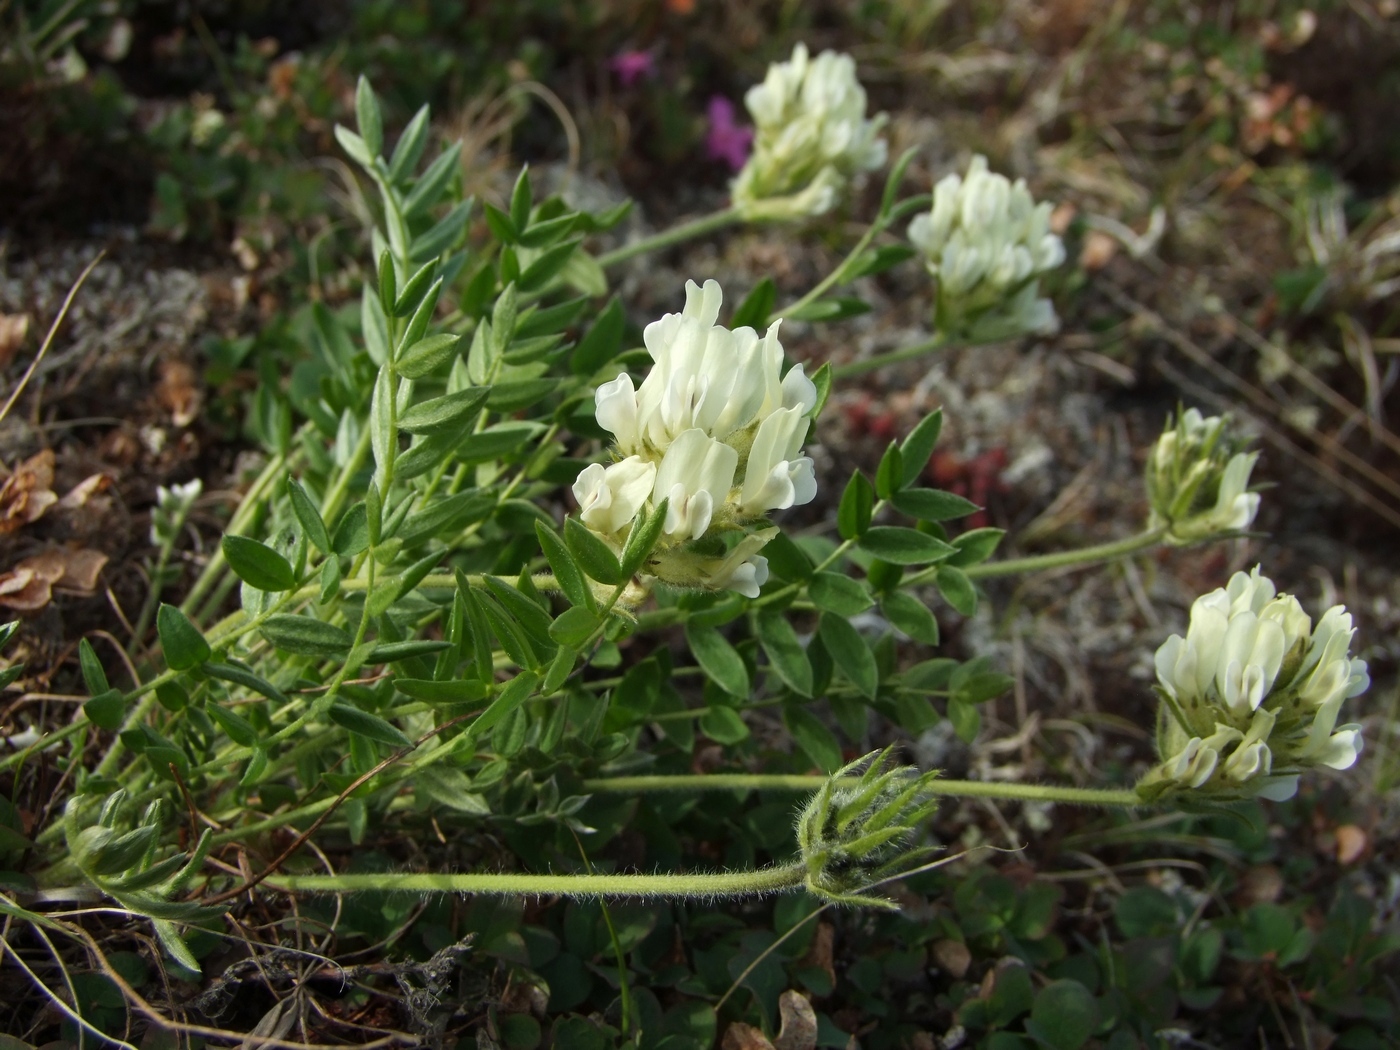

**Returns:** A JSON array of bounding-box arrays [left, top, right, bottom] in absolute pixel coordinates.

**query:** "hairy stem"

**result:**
[[582, 774, 1140, 808], [265, 860, 806, 898], [596, 207, 741, 268], [833, 334, 947, 380], [961, 526, 1169, 581]]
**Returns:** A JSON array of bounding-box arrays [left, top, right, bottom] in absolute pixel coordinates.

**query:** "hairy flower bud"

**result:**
[[908, 155, 1064, 341], [795, 750, 939, 908], [731, 43, 887, 222], [1145, 408, 1260, 543], [578, 280, 819, 598], [1138, 566, 1369, 803]]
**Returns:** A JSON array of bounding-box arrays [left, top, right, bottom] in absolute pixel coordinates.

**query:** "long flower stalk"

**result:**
[[265, 861, 805, 898], [597, 207, 740, 268], [583, 774, 1139, 808]]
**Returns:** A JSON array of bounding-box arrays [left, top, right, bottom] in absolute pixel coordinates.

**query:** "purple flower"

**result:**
[[610, 50, 655, 88], [705, 96, 753, 172]]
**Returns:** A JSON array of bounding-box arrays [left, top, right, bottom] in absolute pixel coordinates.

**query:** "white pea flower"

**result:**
[[576, 281, 820, 600], [732, 43, 887, 222], [572, 458, 656, 538], [737, 406, 817, 516], [653, 430, 738, 542], [1145, 409, 1261, 543], [1138, 566, 1369, 803], [150, 478, 203, 547], [908, 155, 1064, 341]]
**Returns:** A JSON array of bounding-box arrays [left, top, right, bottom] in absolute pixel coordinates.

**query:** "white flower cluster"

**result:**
[[731, 43, 887, 222], [907, 155, 1065, 342], [150, 479, 202, 547], [574, 280, 819, 598], [1138, 567, 1369, 802], [1145, 408, 1260, 543]]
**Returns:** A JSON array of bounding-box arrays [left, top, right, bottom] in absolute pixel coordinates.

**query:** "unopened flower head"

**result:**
[[150, 479, 202, 547], [1146, 408, 1260, 543], [795, 750, 938, 908], [578, 280, 819, 598], [731, 43, 887, 222], [1137, 566, 1370, 803], [907, 155, 1064, 342]]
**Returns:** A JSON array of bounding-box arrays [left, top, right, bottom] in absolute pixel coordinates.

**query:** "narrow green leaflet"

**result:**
[[260, 614, 352, 657], [395, 678, 488, 704], [838, 471, 874, 540], [619, 498, 668, 577], [876, 442, 905, 499], [397, 333, 462, 379], [535, 521, 592, 609], [698, 705, 749, 745], [731, 278, 776, 329], [858, 526, 955, 566], [565, 516, 623, 585], [880, 591, 940, 646], [571, 296, 625, 375], [818, 614, 878, 701], [548, 606, 601, 648], [900, 408, 944, 488], [891, 488, 979, 522], [157, 604, 210, 670], [354, 74, 383, 157], [755, 610, 813, 698], [84, 690, 125, 730], [783, 704, 842, 773], [221, 535, 296, 592], [203, 662, 289, 705], [366, 640, 453, 663], [328, 703, 413, 748], [947, 527, 1006, 568], [78, 638, 108, 695], [685, 624, 749, 698], [807, 571, 873, 617], [206, 704, 259, 749], [937, 565, 979, 616], [470, 672, 540, 740], [287, 479, 331, 554]]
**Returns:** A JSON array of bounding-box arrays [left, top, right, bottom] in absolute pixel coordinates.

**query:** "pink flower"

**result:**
[[705, 95, 753, 172], [610, 50, 655, 88]]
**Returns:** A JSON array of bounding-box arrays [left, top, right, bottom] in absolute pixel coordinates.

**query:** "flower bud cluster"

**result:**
[[1145, 408, 1260, 543], [795, 750, 938, 908], [907, 155, 1065, 342], [731, 43, 887, 222], [576, 280, 819, 597], [1137, 566, 1369, 803], [150, 479, 202, 548]]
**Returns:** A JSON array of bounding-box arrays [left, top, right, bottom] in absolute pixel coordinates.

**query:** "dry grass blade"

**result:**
[[0, 251, 104, 426]]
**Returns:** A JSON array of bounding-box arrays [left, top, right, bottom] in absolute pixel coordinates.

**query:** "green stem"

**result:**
[[769, 215, 886, 324], [959, 526, 1169, 582], [582, 774, 1140, 808], [596, 207, 741, 269], [266, 860, 805, 898], [833, 334, 947, 380]]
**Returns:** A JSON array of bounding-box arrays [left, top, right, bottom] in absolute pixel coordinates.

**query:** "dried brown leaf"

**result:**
[[722, 1023, 774, 1050], [0, 450, 57, 534], [1335, 824, 1367, 865], [773, 990, 818, 1050], [0, 313, 30, 368], [932, 938, 972, 979], [55, 473, 111, 512], [0, 547, 109, 611]]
